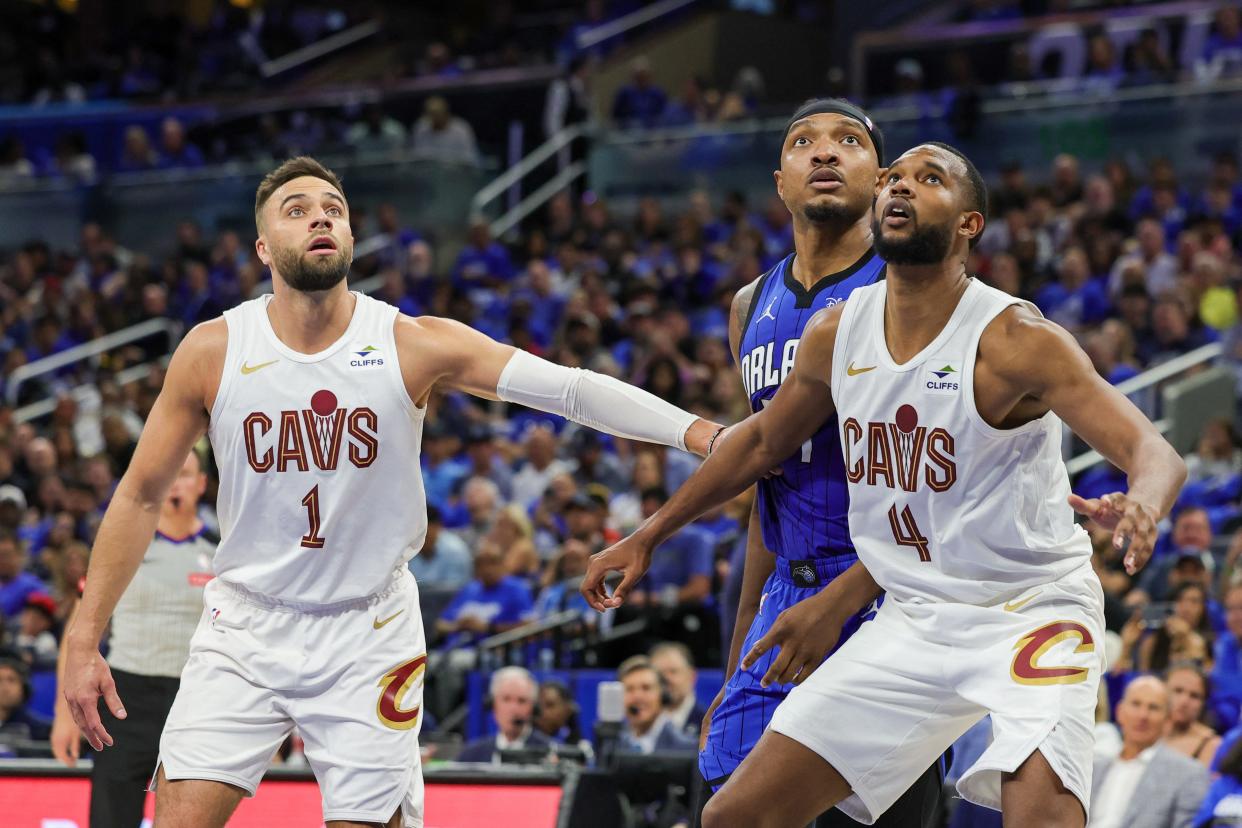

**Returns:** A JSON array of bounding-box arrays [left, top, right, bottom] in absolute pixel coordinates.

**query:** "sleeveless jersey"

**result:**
[[209, 292, 427, 605], [738, 251, 886, 561], [830, 278, 1092, 605], [108, 527, 216, 678]]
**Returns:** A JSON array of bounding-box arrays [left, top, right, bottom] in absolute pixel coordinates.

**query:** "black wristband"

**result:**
[[706, 426, 727, 456]]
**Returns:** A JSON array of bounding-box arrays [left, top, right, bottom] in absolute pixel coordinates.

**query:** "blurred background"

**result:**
[[0, 0, 1241, 826]]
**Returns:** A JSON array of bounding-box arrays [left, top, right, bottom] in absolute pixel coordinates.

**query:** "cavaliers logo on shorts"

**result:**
[[376, 654, 427, 730], [1009, 621, 1095, 686]]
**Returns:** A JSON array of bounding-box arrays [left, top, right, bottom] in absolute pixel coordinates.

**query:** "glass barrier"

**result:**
[[587, 81, 1242, 213], [0, 151, 495, 251]]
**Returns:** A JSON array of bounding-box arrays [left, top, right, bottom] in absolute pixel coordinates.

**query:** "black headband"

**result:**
[[782, 98, 884, 165]]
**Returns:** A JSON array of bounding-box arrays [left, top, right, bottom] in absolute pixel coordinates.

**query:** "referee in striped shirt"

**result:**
[[51, 450, 216, 827]]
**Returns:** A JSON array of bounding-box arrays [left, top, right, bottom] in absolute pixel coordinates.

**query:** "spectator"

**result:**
[[616, 656, 695, 754], [1198, 6, 1242, 81], [435, 541, 533, 647], [0, 530, 46, 619], [116, 125, 160, 173], [567, 429, 628, 494], [456, 666, 549, 763], [1091, 675, 1208, 828], [345, 104, 407, 154], [1185, 418, 1242, 484], [630, 487, 713, 608], [452, 219, 516, 292], [453, 476, 501, 549], [462, 426, 514, 501], [1163, 663, 1222, 767], [13, 592, 57, 672], [50, 133, 96, 184], [412, 96, 479, 166], [649, 641, 706, 737], [0, 137, 36, 187], [544, 56, 592, 139], [1212, 584, 1242, 731], [532, 678, 583, 746], [487, 504, 539, 581], [511, 425, 570, 508], [421, 424, 470, 508], [611, 57, 668, 128], [532, 539, 593, 622], [157, 117, 205, 169], [0, 657, 48, 746], [1139, 582, 1214, 673], [1110, 218, 1179, 298], [1127, 28, 1176, 86], [407, 505, 473, 590], [1195, 733, 1242, 827]]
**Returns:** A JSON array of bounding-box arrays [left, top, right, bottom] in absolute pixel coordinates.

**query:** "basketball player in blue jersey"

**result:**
[[696, 99, 941, 827]]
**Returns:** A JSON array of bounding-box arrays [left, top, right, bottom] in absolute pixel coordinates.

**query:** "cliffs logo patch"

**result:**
[[925, 358, 960, 396], [349, 344, 385, 371]]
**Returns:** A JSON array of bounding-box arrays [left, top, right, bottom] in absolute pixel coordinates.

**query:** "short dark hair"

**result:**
[[254, 156, 345, 229], [923, 141, 988, 246], [639, 485, 669, 504]]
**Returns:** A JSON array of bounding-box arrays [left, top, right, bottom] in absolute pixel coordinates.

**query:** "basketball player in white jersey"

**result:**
[[582, 142, 1187, 827], [61, 156, 721, 828]]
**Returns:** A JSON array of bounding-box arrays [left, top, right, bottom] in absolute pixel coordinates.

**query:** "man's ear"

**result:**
[[255, 234, 269, 266], [773, 168, 783, 201], [960, 211, 985, 245]]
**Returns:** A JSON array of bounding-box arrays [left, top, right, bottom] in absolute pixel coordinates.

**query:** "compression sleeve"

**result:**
[[496, 349, 697, 451]]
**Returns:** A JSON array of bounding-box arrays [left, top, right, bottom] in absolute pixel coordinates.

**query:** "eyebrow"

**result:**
[[279, 192, 346, 209], [890, 159, 950, 178]]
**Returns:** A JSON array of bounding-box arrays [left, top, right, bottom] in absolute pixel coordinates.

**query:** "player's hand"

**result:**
[[63, 642, 125, 751], [1068, 492, 1158, 575], [699, 688, 725, 751], [50, 714, 82, 767], [740, 595, 845, 688], [581, 534, 654, 611]]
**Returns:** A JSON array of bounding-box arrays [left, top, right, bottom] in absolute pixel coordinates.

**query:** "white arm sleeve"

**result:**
[[496, 349, 697, 451]]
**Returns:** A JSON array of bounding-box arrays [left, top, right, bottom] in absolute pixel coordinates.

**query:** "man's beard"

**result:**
[[272, 242, 352, 292], [803, 198, 863, 225], [872, 215, 954, 265]]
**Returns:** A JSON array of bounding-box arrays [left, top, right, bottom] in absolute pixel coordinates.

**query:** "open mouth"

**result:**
[[808, 168, 844, 190], [883, 199, 913, 227], [307, 236, 338, 255]]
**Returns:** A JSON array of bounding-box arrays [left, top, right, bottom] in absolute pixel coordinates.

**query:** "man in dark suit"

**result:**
[[458, 666, 551, 763], [650, 641, 708, 738], [617, 656, 696, 754], [1091, 675, 1209, 828]]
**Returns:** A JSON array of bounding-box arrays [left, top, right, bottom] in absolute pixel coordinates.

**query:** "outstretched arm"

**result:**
[[396, 315, 720, 455], [581, 306, 843, 611], [64, 320, 222, 749], [987, 307, 1186, 574]]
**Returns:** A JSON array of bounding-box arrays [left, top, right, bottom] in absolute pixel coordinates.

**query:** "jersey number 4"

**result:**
[[888, 504, 931, 562], [301, 485, 326, 549]]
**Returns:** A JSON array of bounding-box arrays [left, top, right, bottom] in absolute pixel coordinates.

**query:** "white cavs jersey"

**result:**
[[208, 292, 427, 604], [831, 278, 1092, 605]]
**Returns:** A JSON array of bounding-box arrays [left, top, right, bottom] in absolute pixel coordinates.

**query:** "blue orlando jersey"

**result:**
[[737, 251, 886, 561]]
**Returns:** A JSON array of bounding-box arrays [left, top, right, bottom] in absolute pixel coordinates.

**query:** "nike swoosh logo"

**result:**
[[240, 360, 278, 375], [1003, 591, 1041, 612], [846, 362, 876, 376], [373, 610, 404, 629]]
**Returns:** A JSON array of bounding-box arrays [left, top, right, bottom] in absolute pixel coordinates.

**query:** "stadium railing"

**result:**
[[1065, 342, 1231, 474]]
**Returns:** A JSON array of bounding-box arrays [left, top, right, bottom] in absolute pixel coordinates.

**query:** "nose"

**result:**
[[310, 213, 333, 231], [888, 174, 913, 197], [810, 139, 839, 167]]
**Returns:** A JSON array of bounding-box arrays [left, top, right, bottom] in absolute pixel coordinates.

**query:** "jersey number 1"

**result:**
[[301, 485, 326, 549], [888, 504, 931, 562]]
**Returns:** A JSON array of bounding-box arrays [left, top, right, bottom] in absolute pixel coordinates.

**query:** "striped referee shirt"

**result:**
[[106, 527, 217, 679]]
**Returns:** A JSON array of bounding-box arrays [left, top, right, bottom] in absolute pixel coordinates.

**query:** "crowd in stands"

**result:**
[[2, 135, 1242, 818]]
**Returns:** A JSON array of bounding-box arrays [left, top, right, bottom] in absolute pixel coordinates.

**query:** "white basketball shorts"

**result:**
[[155, 568, 427, 827], [769, 562, 1105, 824]]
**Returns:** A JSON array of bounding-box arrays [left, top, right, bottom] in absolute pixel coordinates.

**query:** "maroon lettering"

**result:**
[[243, 412, 273, 473], [276, 410, 309, 472], [843, 418, 864, 484], [347, 407, 379, 468]]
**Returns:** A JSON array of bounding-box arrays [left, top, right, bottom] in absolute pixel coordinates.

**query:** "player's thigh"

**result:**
[[1000, 749, 1085, 828], [703, 730, 850, 828], [152, 765, 246, 828], [325, 814, 402, 828], [296, 582, 426, 825]]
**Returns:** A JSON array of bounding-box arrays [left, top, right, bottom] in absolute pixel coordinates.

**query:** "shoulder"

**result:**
[[178, 317, 229, 359], [1155, 744, 1209, 779], [802, 301, 848, 349], [979, 302, 1083, 377]]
